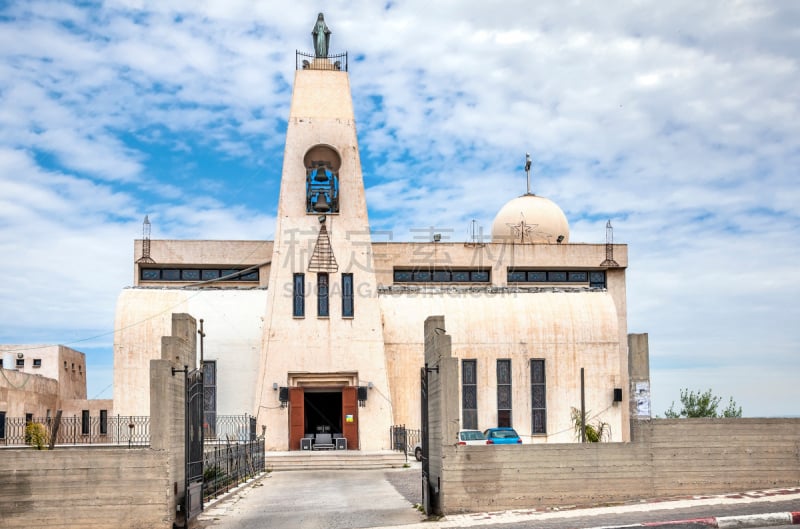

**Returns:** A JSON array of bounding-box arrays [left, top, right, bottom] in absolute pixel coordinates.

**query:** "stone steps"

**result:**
[[265, 450, 411, 471]]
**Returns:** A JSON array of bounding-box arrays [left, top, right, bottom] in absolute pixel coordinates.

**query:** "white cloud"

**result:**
[[0, 0, 797, 414]]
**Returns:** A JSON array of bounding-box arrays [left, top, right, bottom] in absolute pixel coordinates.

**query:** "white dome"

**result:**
[[491, 194, 570, 244]]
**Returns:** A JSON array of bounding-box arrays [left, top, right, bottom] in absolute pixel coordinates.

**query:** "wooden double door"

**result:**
[[289, 386, 358, 450]]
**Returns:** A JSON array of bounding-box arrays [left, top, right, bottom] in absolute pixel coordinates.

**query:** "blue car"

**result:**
[[483, 427, 522, 444]]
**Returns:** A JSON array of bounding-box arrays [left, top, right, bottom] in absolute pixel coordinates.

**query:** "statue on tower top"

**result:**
[[312, 13, 331, 58]]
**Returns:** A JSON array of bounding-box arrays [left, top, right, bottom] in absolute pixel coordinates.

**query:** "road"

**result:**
[[197, 464, 799, 529]]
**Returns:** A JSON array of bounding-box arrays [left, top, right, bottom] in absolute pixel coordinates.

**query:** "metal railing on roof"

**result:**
[[296, 51, 348, 71]]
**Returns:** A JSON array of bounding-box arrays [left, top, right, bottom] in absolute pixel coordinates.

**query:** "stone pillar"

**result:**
[[423, 315, 459, 516], [149, 313, 197, 527], [628, 333, 651, 441]]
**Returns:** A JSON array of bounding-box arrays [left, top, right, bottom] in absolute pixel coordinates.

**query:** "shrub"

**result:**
[[25, 422, 49, 450]]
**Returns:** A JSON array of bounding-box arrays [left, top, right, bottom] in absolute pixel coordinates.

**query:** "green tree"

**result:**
[[664, 388, 742, 418]]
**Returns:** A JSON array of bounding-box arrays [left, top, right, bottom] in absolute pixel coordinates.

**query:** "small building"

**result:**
[[113, 16, 648, 451], [0, 345, 112, 440]]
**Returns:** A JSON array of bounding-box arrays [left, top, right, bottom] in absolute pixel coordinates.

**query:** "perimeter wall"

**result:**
[[439, 418, 800, 514]]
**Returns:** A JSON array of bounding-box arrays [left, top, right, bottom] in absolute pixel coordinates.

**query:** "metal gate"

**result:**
[[185, 368, 204, 521], [420, 365, 439, 514]]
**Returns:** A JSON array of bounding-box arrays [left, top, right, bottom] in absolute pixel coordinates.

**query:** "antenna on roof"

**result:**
[[524, 153, 533, 195], [600, 219, 619, 268], [136, 215, 156, 264]]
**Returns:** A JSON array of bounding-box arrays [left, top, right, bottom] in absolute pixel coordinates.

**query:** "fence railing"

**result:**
[[391, 424, 421, 457], [296, 50, 348, 71], [0, 414, 259, 448], [0, 415, 150, 447], [204, 414, 257, 444], [203, 438, 265, 502]]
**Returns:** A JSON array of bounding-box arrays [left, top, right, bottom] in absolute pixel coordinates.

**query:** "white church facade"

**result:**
[[113, 17, 644, 451]]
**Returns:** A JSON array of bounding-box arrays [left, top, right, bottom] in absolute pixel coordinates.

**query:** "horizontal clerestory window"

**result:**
[[507, 269, 606, 288], [393, 268, 490, 283], [140, 267, 259, 282]]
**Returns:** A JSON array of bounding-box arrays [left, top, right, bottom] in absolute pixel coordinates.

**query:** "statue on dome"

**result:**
[[312, 13, 331, 58]]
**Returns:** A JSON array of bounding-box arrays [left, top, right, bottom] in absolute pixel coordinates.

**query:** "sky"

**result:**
[[0, 1, 798, 417]]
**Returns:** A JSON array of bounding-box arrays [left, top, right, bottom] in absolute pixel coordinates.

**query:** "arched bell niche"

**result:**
[[304, 145, 341, 214]]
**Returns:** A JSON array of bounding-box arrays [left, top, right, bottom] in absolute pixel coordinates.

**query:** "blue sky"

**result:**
[[1, 1, 798, 416]]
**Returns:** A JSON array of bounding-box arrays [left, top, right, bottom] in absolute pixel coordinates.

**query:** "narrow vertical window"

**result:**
[[531, 359, 546, 434], [497, 359, 512, 427], [342, 273, 354, 318], [317, 273, 329, 317], [293, 273, 305, 317], [0, 411, 6, 439], [462, 360, 477, 430], [81, 410, 90, 435], [99, 409, 108, 435], [203, 360, 217, 438]]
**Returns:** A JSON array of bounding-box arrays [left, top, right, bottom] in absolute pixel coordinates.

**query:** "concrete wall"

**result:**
[[0, 448, 172, 529], [0, 313, 196, 529], [439, 418, 800, 514]]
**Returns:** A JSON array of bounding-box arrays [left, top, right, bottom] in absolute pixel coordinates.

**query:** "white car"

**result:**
[[457, 429, 487, 445]]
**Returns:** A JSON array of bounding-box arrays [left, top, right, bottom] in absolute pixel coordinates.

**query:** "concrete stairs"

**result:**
[[265, 450, 411, 471]]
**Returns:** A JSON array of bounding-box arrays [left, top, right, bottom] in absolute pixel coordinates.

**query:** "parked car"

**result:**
[[483, 427, 522, 444], [457, 429, 487, 445]]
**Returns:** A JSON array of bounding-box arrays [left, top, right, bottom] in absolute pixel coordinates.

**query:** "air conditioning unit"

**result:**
[[17, 353, 24, 359]]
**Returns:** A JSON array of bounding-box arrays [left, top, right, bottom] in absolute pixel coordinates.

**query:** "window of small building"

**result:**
[[317, 273, 329, 317], [531, 359, 546, 435], [547, 271, 567, 282], [81, 410, 90, 435], [25, 413, 33, 424], [462, 360, 478, 430], [342, 273, 354, 318], [293, 273, 305, 318], [15, 358, 24, 368], [99, 410, 108, 435], [497, 359, 512, 427], [33, 358, 42, 368], [0, 411, 6, 439]]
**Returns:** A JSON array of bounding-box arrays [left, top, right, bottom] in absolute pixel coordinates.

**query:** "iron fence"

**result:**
[[204, 414, 257, 443], [0, 415, 150, 447], [202, 437, 265, 502], [391, 424, 421, 457], [0, 414, 259, 448], [296, 50, 348, 71]]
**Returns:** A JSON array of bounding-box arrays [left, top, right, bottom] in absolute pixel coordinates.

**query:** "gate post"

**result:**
[[421, 316, 459, 517]]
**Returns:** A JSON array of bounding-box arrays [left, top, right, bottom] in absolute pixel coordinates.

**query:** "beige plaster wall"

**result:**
[[381, 290, 626, 442], [113, 289, 266, 416], [0, 369, 59, 417]]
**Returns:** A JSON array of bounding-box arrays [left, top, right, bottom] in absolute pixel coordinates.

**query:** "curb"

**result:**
[[606, 511, 800, 529]]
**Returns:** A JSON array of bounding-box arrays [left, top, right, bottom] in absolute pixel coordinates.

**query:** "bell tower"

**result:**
[[254, 15, 393, 451]]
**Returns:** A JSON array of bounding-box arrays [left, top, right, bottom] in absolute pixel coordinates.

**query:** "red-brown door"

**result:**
[[289, 387, 305, 450], [342, 386, 358, 450]]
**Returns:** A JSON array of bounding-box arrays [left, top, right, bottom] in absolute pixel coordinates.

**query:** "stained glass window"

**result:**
[[462, 360, 478, 430], [531, 359, 546, 434], [342, 273, 354, 318], [497, 359, 512, 427]]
